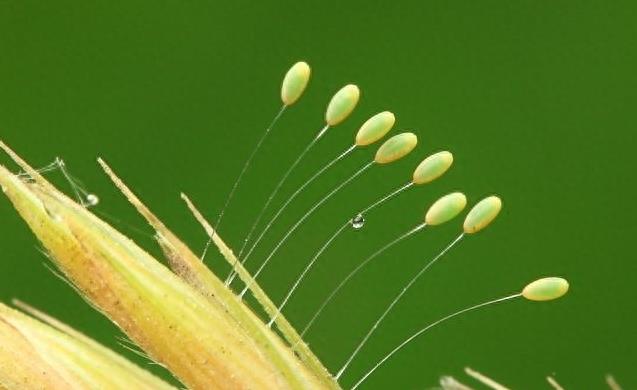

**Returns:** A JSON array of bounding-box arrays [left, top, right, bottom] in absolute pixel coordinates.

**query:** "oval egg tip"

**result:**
[[522, 277, 569, 301], [412, 151, 454, 185], [374, 132, 418, 164], [463, 196, 502, 234], [355, 111, 395, 146], [325, 84, 360, 126], [281, 61, 311, 106], [425, 192, 467, 226]]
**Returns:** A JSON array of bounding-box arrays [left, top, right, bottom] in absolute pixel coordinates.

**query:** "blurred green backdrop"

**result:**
[[1, 1, 635, 388]]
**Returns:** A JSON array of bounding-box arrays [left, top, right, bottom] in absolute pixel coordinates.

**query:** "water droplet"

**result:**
[[86, 193, 99, 207], [351, 214, 365, 229]]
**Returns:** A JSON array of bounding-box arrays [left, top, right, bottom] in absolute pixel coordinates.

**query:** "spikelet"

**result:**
[[0, 301, 175, 389]]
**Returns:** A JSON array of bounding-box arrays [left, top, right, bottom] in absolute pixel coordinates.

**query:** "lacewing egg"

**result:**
[[355, 111, 395, 146], [412, 151, 453, 185], [281, 61, 311, 106], [425, 192, 467, 225], [463, 196, 502, 234], [522, 277, 569, 301], [374, 133, 418, 164], [325, 84, 360, 126]]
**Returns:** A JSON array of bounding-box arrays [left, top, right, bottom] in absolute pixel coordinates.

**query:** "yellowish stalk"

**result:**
[[464, 367, 510, 390], [546, 375, 565, 390], [97, 158, 335, 389], [606, 375, 622, 390], [0, 302, 175, 390], [439, 376, 475, 390], [180, 193, 340, 389]]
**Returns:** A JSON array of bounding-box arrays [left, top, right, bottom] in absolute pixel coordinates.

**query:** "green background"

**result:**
[[1, 1, 635, 388]]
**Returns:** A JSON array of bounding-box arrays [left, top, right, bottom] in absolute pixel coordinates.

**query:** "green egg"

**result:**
[[522, 277, 569, 301], [374, 133, 418, 164], [325, 84, 360, 126], [280, 61, 311, 106], [463, 196, 502, 234], [425, 192, 467, 225], [355, 111, 395, 146], [412, 151, 453, 185]]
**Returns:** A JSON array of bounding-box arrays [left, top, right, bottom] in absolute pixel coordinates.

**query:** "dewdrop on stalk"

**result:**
[[23, 157, 101, 209], [85, 193, 100, 207], [281, 61, 311, 106], [351, 214, 365, 229], [230, 110, 396, 285]]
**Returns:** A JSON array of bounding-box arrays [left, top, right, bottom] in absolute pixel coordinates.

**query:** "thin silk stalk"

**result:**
[[268, 221, 350, 326], [350, 293, 522, 389], [270, 181, 415, 330], [240, 161, 375, 298], [301, 222, 426, 338], [215, 105, 287, 230], [336, 233, 465, 379], [227, 143, 356, 285], [236, 124, 329, 260], [201, 105, 287, 261]]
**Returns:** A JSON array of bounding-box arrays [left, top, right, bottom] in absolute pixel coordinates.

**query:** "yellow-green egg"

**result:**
[[522, 277, 569, 301], [280, 61, 311, 106], [463, 196, 502, 234], [425, 192, 467, 225], [412, 151, 454, 185], [325, 84, 360, 126], [355, 111, 395, 146], [374, 133, 418, 164]]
